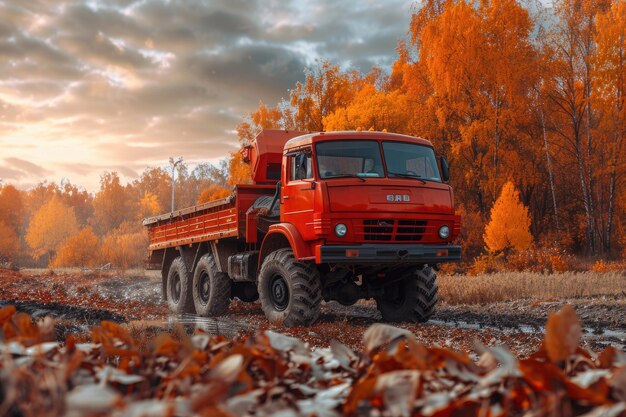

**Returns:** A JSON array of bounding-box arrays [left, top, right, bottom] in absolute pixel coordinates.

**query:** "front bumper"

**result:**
[[319, 244, 461, 264]]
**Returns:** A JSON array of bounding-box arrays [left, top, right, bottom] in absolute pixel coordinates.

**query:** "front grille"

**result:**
[[363, 219, 393, 241], [397, 220, 427, 241], [361, 219, 427, 242]]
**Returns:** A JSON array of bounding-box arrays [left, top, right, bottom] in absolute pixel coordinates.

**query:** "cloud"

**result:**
[[4, 157, 52, 177], [0, 0, 411, 191]]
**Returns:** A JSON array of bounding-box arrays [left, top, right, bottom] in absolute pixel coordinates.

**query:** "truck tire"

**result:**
[[376, 265, 438, 323], [166, 257, 195, 314], [258, 248, 322, 327], [192, 254, 231, 316]]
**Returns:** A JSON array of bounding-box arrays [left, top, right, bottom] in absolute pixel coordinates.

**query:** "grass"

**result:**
[[438, 270, 626, 305], [17, 267, 160, 278]]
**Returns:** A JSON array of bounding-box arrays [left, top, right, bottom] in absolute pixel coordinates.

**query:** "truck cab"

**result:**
[[145, 129, 461, 327], [277, 131, 460, 262]]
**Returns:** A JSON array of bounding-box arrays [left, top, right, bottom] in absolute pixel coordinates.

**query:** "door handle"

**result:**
[[283, 196, 289, 199]]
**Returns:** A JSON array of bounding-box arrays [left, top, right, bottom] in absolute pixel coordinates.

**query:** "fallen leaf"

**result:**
[[544, 304, 582, 363], [363, 324, 414, 356], [66, 384, 122, 414]]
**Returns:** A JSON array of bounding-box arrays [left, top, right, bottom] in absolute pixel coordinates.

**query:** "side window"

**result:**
[[290, 151, 313, 181]]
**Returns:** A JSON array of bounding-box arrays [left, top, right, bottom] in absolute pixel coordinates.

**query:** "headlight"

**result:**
[[334, 223, 347, 237], [438, 225, 450, 239]]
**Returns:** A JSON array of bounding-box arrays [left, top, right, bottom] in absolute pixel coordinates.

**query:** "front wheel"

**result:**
[[258, 249, 322, 327], [376, 265, 438, 323]]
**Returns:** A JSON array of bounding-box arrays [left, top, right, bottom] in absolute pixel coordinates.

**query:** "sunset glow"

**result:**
[[0, 0, 411, 191]]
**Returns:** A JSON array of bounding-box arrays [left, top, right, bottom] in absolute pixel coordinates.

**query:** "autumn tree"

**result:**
[[191, 162, 229, 200], [137, 191, 163, 219], [93, 172, 132, 234], [227, 152, 252, 187], [0, 185, 25, 235], [484, 182, 533, 254], [0, 221, 19, 263], [593, 1, 626, 255], [290, 60, 358, 131], [52, 227, 100, 267], [418, 0, 539, 213], [133, 167, 171, 213], [58, 180, 93, 226], [26, 196, 79, 262], [237, 101, 285, 145]]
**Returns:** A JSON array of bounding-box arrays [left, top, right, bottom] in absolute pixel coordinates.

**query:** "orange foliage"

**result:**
[[484, 182, 532, 254], [93, 172, 132, 233], [0, 185, 24, 234], [99, 222, 148, 269], [0, 221, 19, 262], [198, 184, 231, 204], [227, 152, 252, 187], [323, 84, 409, 133], [138, 191, 163, 219], [52, 227, 100, 268], [290, 60, 357, 131], [236, 101, 284, 144], [25, 196, 79, 262]]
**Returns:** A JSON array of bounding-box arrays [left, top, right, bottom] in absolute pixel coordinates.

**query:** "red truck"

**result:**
[[144, 130, 461, 326]]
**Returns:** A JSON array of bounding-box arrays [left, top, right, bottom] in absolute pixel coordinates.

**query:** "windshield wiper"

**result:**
[[324, 174, 366, 182], [388, 172, 426, 184]]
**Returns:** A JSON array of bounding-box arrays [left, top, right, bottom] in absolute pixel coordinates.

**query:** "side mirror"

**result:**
[[440, 156, 450, 182]]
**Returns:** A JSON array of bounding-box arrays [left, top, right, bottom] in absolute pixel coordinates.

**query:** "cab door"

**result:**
[[281, 149, 316, 240]]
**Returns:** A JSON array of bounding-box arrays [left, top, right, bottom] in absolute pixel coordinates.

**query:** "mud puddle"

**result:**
[[164, 313, 255, 339], [0, 299, 125, 323], [429, 318, 626, 349]]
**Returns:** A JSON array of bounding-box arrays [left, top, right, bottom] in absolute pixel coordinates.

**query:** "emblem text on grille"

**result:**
[[386, 194, 410, 202]]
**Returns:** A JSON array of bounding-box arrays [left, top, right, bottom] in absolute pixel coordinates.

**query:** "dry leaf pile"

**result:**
[[1, 304, 625, 417]]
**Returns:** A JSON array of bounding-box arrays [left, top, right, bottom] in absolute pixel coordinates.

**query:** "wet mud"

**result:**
[[1, 268, 624, 355]]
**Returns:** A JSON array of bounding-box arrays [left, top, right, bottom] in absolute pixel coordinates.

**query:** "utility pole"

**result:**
[[169, 157, 183, 212]]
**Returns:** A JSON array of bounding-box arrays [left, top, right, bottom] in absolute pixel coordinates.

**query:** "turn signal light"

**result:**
[[436, 249, 448, 257], [346, 249, 360, 257]]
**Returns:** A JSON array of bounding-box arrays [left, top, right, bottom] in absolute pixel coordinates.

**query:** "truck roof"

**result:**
[[284, 131, 434, 151]]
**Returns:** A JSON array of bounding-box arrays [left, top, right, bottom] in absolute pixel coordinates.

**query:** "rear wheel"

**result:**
[[258, 248, 322, 327], [192, 254, 231, 317], [166, 257, 195, 314], [376, 265, 438, 323]]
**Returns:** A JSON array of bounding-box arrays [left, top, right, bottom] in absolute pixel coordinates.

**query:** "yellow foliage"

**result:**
[[26, 196, 79, 261], [0, 220, 19, 262], [198, 184, 231, 204], [52, 227, 100, 268], [138, 191, 163, 219], [484, 182, 532, 253]]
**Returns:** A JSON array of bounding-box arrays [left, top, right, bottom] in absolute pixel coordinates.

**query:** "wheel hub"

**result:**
[[199, 271, 210, 303], [172, 273, 181, 302], [270, 274, 289, 311]]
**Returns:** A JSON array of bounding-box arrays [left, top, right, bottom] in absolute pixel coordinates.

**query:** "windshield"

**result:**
[[316, 141, 384, 179], [315, 139, 441, 182], [382, 141, 441, 182]]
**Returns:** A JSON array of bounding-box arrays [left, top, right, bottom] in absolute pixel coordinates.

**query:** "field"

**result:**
[[1, 268, 625, 416], [2, 268, 625, 354]]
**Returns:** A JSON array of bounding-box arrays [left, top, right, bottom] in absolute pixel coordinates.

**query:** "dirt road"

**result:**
[[1, 268, 624, 357]]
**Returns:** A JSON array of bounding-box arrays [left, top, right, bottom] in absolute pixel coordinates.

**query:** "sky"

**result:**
[[0, 0, 413, 192]]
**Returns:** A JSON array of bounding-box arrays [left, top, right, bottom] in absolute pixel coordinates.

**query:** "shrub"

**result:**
[[52, 227, 100, 268], [100, 222, 148, 269]]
